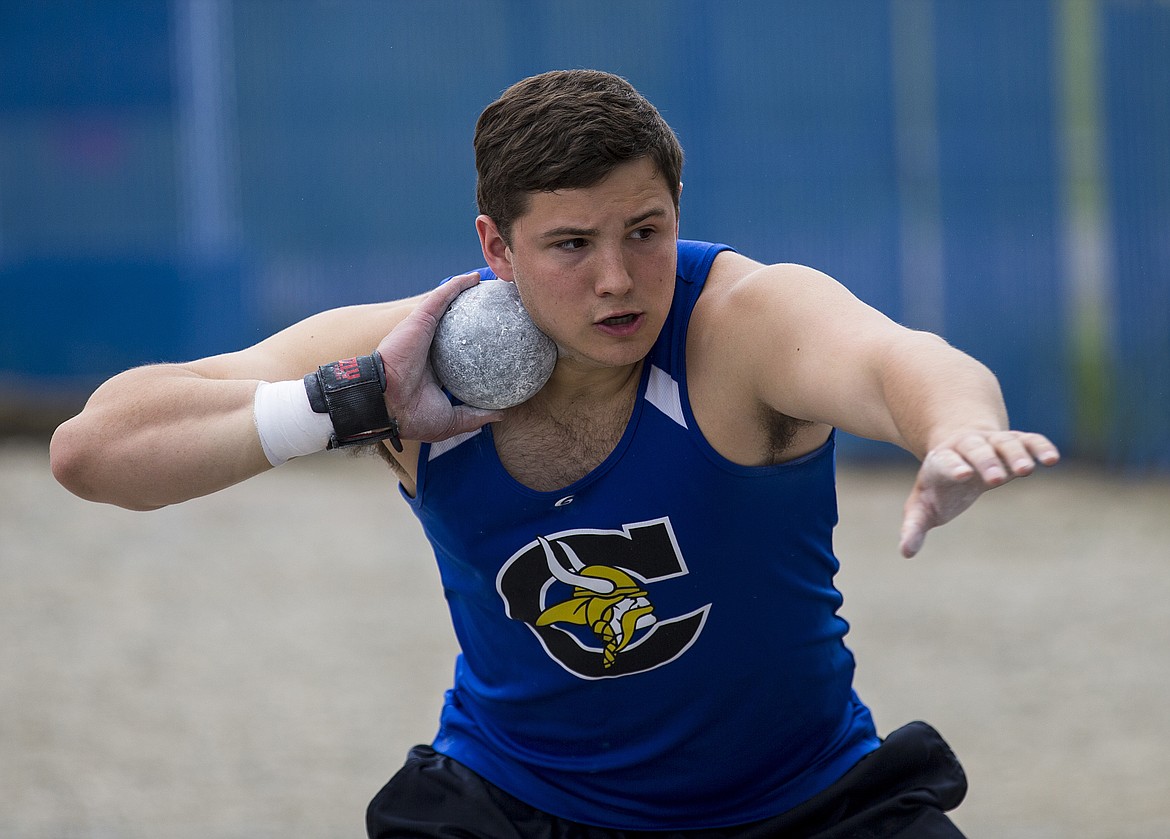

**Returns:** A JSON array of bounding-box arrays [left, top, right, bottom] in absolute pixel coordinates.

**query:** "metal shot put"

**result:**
[[429, 279, 557, 410]]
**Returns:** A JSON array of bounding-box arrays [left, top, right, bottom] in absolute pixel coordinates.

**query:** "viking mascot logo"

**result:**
[[534, 536, 657, 670], [496, 518, 710, 679]]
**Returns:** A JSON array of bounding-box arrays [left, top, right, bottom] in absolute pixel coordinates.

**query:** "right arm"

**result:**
[[50, 272, 498, 510]]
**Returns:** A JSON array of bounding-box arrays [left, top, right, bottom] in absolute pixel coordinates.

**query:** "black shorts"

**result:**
[[366, 721, 968, 838]]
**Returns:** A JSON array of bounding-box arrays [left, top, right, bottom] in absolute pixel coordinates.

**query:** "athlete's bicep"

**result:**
[[187, 298, 421, 383], [729, 263, 909, 434]]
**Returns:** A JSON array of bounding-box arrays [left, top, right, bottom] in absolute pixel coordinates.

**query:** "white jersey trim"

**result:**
[[429, 428, 483, 460], [646, 364, 687, 429]]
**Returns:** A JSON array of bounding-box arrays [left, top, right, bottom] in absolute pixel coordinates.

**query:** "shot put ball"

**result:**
[[429, 279, 557, 409]]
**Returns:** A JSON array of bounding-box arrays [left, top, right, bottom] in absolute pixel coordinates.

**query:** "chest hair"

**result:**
[[493, 388, 638, 492]]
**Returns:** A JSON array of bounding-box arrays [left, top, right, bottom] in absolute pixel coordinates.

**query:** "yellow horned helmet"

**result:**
[[535, 536, 657, 668]]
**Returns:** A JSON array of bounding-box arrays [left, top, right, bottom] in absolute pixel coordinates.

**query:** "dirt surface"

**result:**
[[3, 439, 1169, 838]]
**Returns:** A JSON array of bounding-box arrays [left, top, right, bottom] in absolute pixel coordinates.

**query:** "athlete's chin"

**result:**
[[571, 339, 655, 370], [587, 322, 665, 365]]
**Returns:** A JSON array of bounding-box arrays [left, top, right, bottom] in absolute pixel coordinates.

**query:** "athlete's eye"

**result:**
[[555, 238, 587, 252], [629, 227, 655, 241]]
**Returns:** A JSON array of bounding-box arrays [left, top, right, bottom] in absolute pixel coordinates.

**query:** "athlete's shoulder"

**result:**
[[687, 254, 825, 373], [675, 240, 736, 282]]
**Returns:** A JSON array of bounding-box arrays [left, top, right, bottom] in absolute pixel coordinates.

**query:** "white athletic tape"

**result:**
[[253, 379, 334, 467]]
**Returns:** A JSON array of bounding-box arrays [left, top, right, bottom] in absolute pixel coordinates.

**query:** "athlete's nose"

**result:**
[[594, 245, 634, 297]]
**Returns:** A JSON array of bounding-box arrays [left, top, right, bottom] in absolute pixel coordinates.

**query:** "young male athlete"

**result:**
[[51, 70, 1060, 836]]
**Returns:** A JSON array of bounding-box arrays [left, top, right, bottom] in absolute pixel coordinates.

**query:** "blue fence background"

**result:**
[[1, 1, 1167, 469]]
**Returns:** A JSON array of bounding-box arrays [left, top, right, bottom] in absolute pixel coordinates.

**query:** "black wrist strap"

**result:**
[[303, 351, 403, 452]]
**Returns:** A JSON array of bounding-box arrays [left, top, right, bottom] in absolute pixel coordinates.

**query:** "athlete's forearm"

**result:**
[[50, 364, 272, 510], [874, 331, 1009, 460]]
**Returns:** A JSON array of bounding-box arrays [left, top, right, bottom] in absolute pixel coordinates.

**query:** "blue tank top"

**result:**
[[403, 240, 879, 829]]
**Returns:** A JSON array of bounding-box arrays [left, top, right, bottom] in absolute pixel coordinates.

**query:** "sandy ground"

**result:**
[[2, 439, 1169, 838]]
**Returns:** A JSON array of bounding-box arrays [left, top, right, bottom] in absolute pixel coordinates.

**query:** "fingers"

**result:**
[[376, 272, 482, 371], [1022, 431, 1062, 467], [898, 464, 983, 559], [414, 271, 481, 326], [900, 429, 1060, 558], [375, 272, 501, 445], [941, 430, 1061, 487], [449, 404, 505, 436], [899, 506, 929, 558], [922, 446, 976, 482]]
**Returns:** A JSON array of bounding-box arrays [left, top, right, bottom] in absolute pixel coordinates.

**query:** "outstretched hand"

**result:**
[[375, 272, 505, 444], [900, 430, 1061, 558]]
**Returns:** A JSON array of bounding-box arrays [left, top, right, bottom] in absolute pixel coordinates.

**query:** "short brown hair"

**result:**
[[474, 69, 684, 243]]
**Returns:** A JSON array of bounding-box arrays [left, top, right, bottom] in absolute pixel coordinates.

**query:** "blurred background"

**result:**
[[0, 0, 1167, 467], [3, 3, 1170, 839]]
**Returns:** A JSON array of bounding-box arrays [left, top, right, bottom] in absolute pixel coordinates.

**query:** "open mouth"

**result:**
[[601, 314, 637, 326]]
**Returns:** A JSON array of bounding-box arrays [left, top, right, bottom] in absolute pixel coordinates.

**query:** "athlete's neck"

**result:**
[[532, 359, 643, 413]]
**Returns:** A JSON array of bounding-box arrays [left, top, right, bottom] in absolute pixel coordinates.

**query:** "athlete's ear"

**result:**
[[476, 215, 514, 281], [675, 182, 682, 235]]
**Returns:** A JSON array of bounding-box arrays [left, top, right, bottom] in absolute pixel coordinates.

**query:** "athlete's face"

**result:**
[[477, 157, 679, 373]]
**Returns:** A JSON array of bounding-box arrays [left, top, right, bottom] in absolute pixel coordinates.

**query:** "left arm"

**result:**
[[859, 327, 1059, 557], [721, 258, 1060, 556]]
